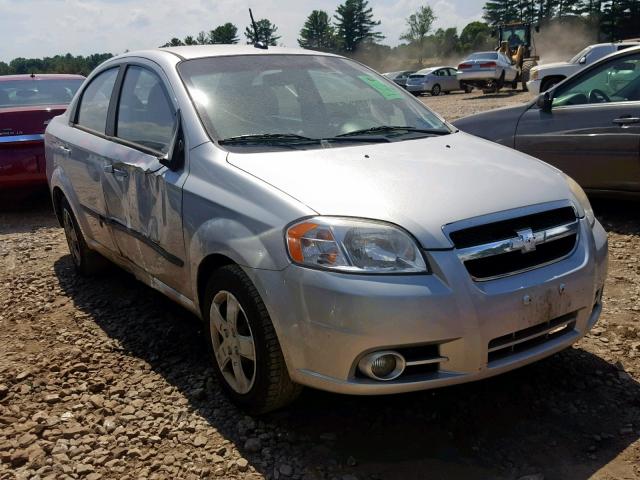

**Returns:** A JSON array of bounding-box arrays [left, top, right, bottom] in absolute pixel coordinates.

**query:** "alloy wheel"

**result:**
[[209, 290, 256, 394]]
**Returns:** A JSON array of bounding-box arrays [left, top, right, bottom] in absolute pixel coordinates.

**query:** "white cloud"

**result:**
[[0, 0, 485, 62]]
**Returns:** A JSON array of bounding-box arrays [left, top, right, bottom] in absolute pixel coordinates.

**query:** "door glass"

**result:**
[[76, 68, 118, 133], [553, 54, 640, 107], [116, 66, 175, 153]]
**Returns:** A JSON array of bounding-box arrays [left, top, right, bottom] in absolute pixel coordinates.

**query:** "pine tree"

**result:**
[[298, 10, 336, 50], [210, 23, 239, 44], [334, 0, 384, 52], [245, 19, 281, 46]]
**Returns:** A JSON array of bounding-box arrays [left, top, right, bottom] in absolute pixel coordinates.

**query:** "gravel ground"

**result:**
[[1, 90, 639, 480]]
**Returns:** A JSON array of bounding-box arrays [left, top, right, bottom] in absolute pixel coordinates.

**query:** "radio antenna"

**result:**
[[249, 8, 268, 49]]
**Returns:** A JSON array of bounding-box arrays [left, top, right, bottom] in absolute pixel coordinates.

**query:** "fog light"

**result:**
[[358, 351, 405, 381]]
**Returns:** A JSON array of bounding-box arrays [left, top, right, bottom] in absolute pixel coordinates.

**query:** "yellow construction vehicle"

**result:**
[[494, 22, 540, 91]]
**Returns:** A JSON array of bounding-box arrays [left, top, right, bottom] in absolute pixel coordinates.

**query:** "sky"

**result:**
[[0, 0, 485, 62]]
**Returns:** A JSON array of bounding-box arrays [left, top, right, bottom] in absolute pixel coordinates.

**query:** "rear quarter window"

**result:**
[[76, 68, 119, 134]]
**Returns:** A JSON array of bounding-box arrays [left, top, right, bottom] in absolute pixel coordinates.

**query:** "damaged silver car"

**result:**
[[45, 45, 608, 413]]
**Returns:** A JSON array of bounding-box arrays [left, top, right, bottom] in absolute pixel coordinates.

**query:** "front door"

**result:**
[[515, 51, 640, 193], [101, 62, 189, 294]]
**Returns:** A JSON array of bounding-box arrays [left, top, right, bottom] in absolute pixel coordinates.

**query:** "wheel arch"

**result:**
[[196, 253, 237, 315]]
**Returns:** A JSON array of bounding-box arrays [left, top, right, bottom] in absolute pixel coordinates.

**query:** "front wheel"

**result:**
[[203, 265, 302, 414], [431, 84, 441, 96]]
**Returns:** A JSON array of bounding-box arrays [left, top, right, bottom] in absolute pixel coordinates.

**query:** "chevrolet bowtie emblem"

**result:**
[[513, 228, 536, 253]]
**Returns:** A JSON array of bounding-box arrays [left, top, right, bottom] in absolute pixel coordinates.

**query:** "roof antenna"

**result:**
[[249, 8, 268, 50]]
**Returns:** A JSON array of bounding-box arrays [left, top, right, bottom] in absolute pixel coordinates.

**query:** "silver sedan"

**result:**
[[406, 66, 472, 96], [457, 52, 519, 92], [45, 45, 607, 413]]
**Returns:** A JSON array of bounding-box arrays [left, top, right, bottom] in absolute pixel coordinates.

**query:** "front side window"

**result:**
[[178, 54, 449, 148], [0, 79, 83, 108], [553, 53, 640, 107], [76, 68, 118, 133], [116, 66, 175, 153]]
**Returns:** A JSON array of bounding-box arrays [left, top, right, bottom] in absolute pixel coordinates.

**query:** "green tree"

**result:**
[[298, 10, 336, 50], [196, 31, 209, 45], [245, 19, 280, 46], [161, 37, 185, 47], [483, 0, 520, 24], [459, 21, 493, 51], [400, 5, 436, 63], [210, 23, 240, 44], [184, 35, 197, 45], [432, 27, 460, 57], [334, 0, 384, 52]]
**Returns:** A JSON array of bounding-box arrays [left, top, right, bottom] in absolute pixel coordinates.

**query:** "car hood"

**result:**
[[227, 132, 573, 249]]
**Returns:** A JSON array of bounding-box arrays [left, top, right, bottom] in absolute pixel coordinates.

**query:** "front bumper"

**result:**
[[248, 218, 608, 395], [527, 79, 542, 95]]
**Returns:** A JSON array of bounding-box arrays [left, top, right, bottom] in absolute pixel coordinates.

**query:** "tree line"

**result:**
[[1, 0, 638, 76]]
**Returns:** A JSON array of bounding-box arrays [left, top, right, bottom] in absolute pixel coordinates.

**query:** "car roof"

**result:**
[[0, 73, 85, 82], [591, 41, 640, 48], [157, 45, 340, 60]]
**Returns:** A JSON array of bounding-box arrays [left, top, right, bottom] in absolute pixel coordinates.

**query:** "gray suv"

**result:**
[[45, 46, 608, 413]]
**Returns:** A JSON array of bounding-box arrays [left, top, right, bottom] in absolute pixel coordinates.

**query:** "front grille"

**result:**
[[488, 312, 577, 364], [449, 206, 579, 280], [450, 207, 576, 248]]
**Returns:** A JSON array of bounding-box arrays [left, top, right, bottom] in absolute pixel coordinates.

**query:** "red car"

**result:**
[[0, 74, 84, 192]]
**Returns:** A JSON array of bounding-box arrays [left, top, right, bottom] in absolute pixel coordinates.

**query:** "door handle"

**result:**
[[58, 145, 71, 154], [612, 116, 640, 126], [103, 164, 128, 178]]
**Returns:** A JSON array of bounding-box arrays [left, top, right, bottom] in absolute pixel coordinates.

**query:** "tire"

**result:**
[[431, 84, 441, 96], [464, 85, 473, 94], [60, 197, 108, 276], [496, 71, 505, 92], [203, 265, 302, 414], [521, 60, 535, 91]]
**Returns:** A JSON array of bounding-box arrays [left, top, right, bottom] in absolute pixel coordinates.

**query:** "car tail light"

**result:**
[[458, 63, 471, 69], [480, 62, 497, 68]]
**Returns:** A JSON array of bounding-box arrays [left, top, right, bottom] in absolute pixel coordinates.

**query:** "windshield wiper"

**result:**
[[337, 125, 451, 138], [219, 133, 317, 145], [219, 132, 391, 147]]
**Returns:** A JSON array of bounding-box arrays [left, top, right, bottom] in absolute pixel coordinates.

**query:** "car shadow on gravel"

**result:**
[[463, 90, 523, 100], [53, 254, 640, 480]]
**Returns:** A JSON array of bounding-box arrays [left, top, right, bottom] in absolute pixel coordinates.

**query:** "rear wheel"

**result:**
[[203, 265, 302, 414], [431, 84, 441, 96], [464, 85, 473, 94], [60, 197, 108, 276]]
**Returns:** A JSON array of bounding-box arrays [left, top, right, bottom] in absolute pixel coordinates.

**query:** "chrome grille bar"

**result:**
[[457, 220, 580, 263]]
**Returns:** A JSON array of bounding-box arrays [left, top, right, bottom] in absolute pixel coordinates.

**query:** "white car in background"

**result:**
[[528, 41, 640, 94], [457, 52, 518, 93], [405, 66, 473, 96]]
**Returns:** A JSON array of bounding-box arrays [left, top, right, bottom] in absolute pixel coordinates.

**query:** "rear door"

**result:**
[[515, 51, 640, 193], [101, 61, 189, 294], [58, 67, 121, 251]]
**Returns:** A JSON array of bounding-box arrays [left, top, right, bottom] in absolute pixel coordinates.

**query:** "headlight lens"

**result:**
[[286, 217, 428, 273], [531, 69, 539, 80], [567, 177, 595, 227]]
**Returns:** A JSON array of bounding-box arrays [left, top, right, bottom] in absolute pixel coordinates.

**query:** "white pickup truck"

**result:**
[[527, 41, 640, 93]]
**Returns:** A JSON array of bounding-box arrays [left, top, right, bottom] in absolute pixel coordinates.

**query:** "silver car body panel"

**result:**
[[46, 45, 608, 396]]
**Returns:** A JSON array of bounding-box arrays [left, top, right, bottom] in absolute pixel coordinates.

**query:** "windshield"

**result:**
[[0, 79, 83, 107], [466, 52, 498, 61], [569, 46, 591, 64], [178, 55, 449, 147]]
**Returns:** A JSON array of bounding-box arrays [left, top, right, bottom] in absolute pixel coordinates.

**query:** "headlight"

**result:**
[[531, 69, 539, 80], [566, 177, 595, 227], [286, 217, 428, 274]]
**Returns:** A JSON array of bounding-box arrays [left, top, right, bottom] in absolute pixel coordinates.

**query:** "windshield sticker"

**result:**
[[358, 75, 404, 100]]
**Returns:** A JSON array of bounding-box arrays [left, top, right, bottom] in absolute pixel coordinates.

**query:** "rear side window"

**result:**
[[116, 66, 175, 153], [76, 68, 118, 133], [0, 79, 83, 108]]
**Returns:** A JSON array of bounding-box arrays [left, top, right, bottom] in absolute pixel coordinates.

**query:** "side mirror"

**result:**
[[579, 56, 586, 65], [159, 109, 184, 171], [536, 92, 552, 113]]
